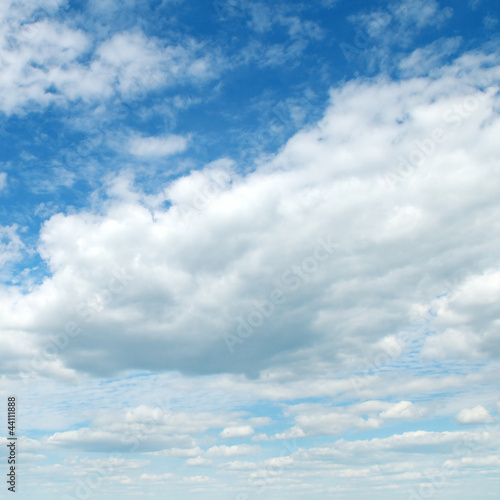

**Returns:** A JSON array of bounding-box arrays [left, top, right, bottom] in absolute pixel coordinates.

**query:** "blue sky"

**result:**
[[0, 0, 500, 498]]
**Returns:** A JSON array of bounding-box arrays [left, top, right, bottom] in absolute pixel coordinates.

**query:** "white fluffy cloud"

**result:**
[[37, 404, 260, 453], [0, 224, 24, 270], [422, 269, 500, 360], [456, 406, 496, 425], [0, 48, 499, 385], [185, 456, 213, 466], [275, 400, 427, 438], [0, 4, 219, 114], [299, 428, 500, 460], [380, 401, 428, 420], [348, 0, 453, 52], [2, 2, 499, 498], [128, 134, 189, 157], [205, 444, 261, 458], [220, 425, 255, 438]]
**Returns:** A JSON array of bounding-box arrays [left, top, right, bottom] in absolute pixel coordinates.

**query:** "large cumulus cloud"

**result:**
[[1, 48, 499, 380]]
